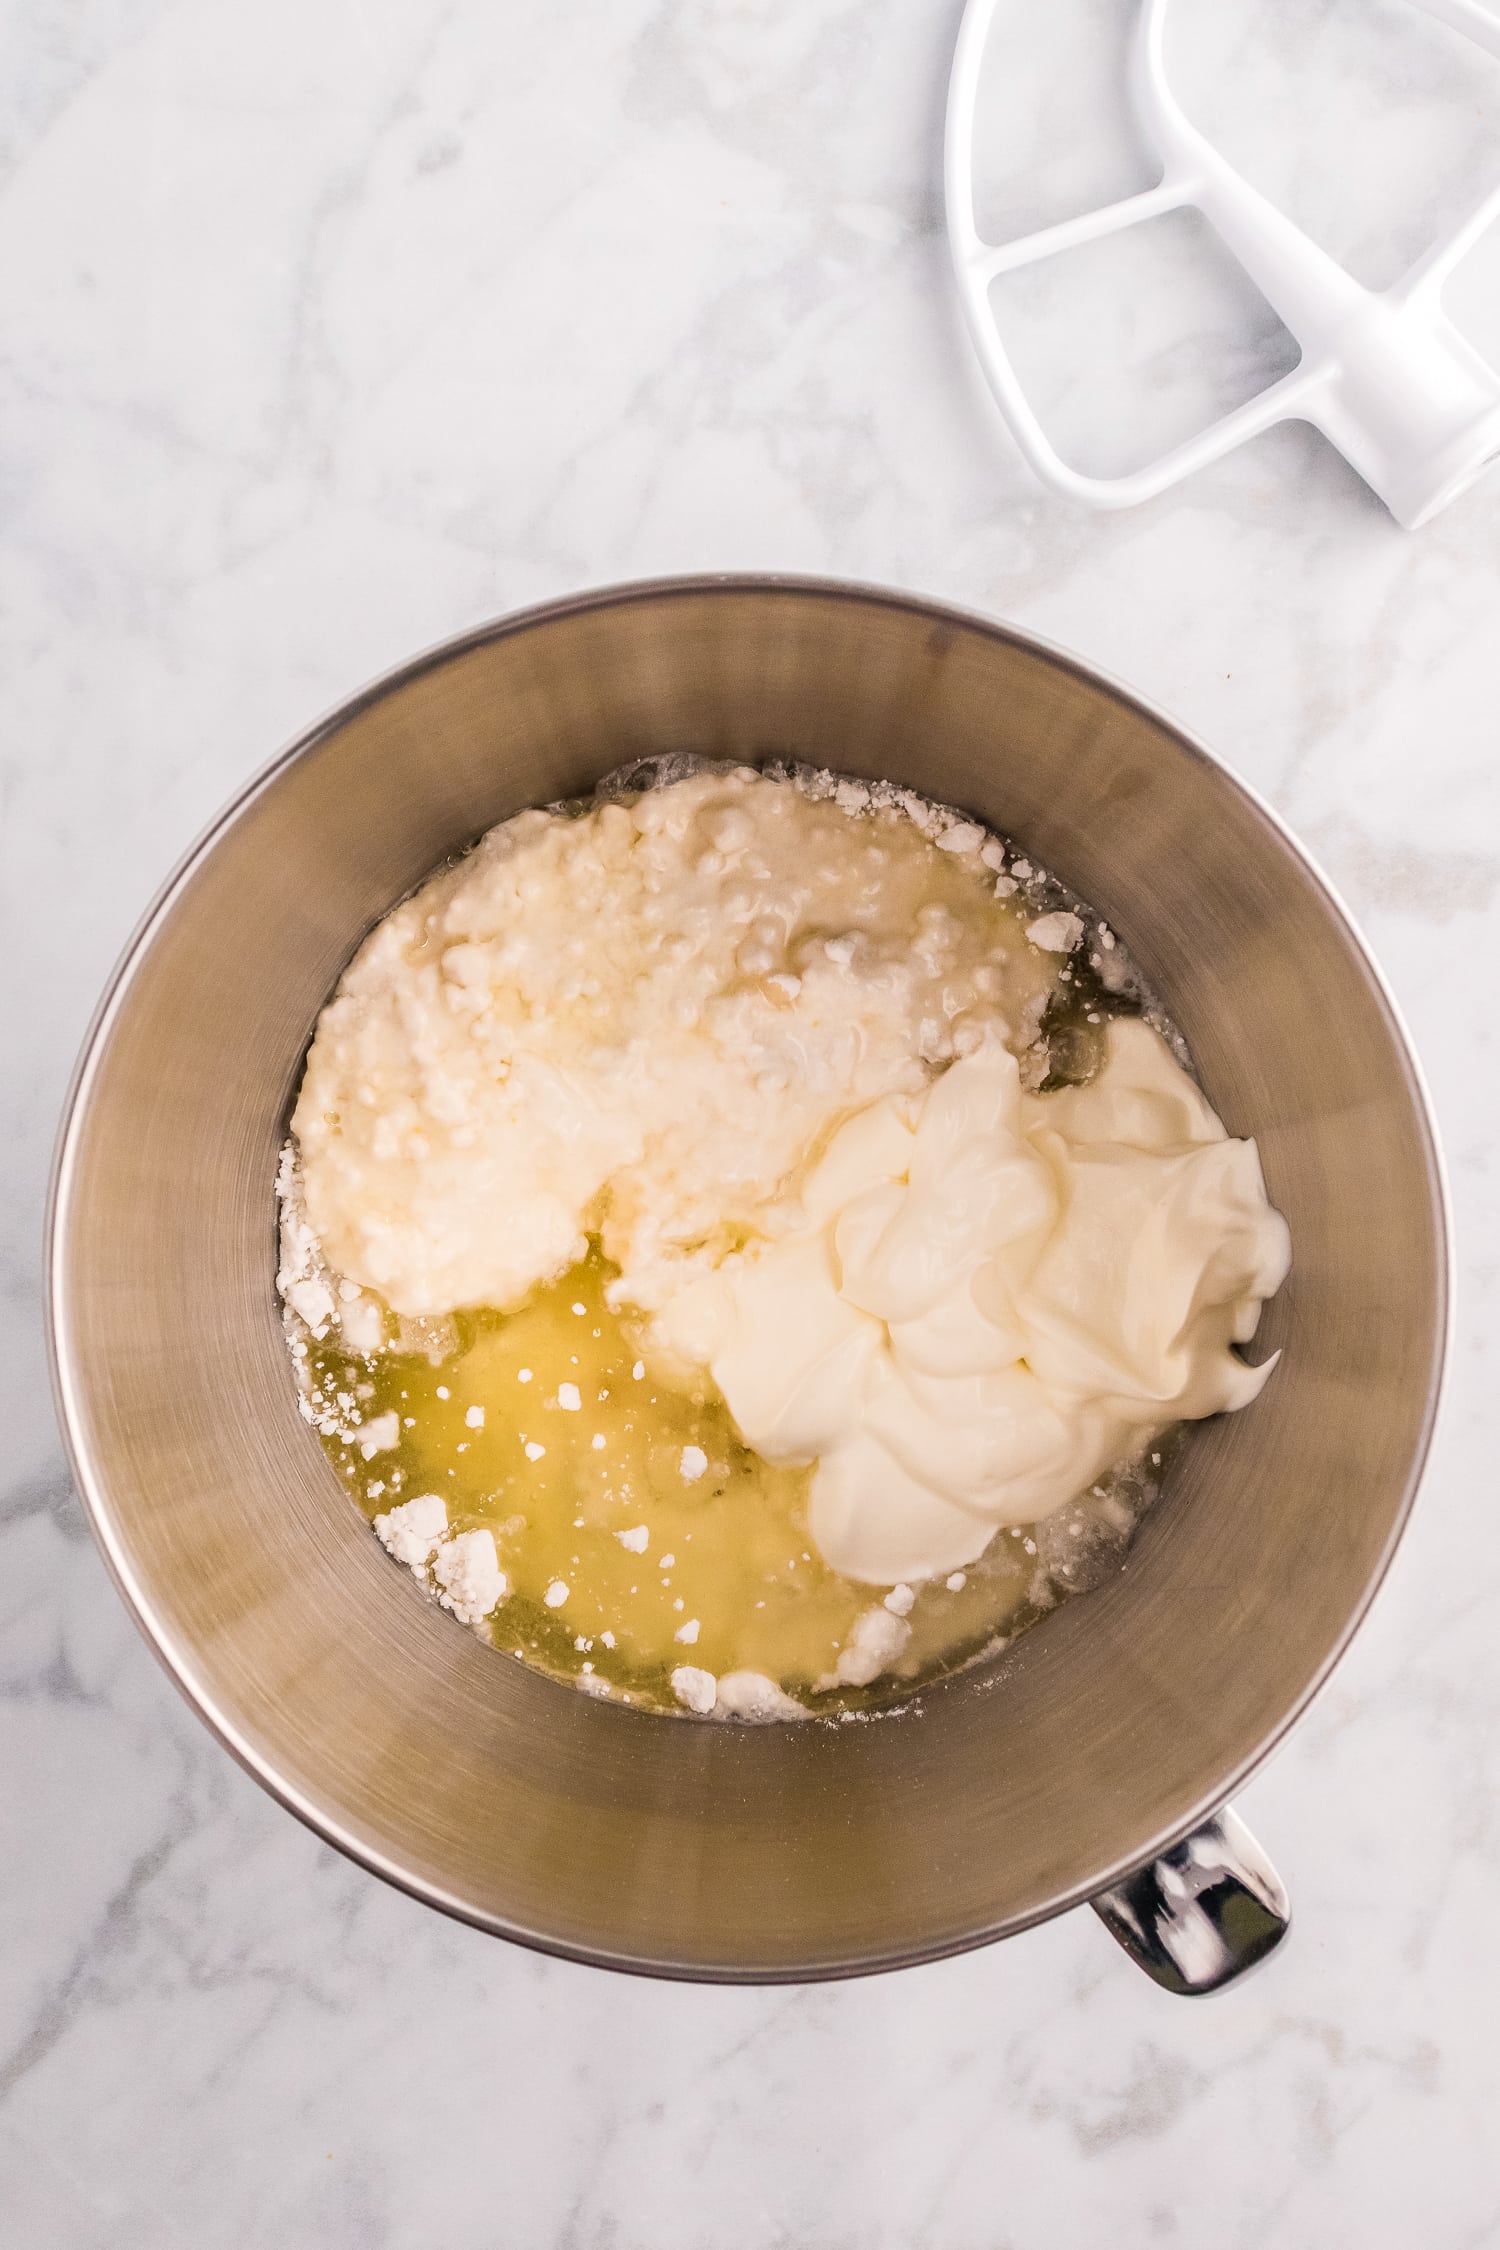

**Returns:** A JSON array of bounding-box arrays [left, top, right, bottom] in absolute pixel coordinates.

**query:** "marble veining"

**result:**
[[4, 0, 1500, 2243]]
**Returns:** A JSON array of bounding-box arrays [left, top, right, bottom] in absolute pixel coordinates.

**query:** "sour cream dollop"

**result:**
[[654, 1019, 1291, 1584]]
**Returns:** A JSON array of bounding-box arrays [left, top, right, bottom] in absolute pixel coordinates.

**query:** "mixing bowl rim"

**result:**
[[45, 572, 1454, 1981]]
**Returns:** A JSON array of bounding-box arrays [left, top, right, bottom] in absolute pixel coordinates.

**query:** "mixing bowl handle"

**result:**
[[1089, 1804, 1290, 1996]]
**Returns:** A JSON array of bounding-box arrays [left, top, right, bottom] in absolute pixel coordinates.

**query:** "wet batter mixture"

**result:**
[[279, 763, 1289, 1718]]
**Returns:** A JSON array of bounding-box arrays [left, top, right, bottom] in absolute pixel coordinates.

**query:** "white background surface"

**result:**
[[4, 2, 1499, 2243]]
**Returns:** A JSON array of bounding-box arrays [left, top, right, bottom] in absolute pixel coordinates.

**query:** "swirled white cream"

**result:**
[[652, 1018, 1291, 1584]]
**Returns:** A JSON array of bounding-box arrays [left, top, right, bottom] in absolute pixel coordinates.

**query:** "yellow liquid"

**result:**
[[308, 1247, 1157, 1714]]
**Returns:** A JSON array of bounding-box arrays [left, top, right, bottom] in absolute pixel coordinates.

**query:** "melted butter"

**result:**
[[308, 1246, 1148, 1714]]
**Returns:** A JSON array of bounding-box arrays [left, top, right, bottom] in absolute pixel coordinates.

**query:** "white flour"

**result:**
[[291, 767, 1059, 1326], [372, 1495, 508, 1630]]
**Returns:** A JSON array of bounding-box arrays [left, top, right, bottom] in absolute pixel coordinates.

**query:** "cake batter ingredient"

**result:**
[[306, 1245, 1118, 1710], [654, 1018, 1290, 1583], [283, 765, 1289, 1713], [291, 767, 1060, 1325]]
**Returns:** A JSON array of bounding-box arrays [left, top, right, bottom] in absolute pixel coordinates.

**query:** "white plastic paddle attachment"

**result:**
[[945, 0, 1500, 526]]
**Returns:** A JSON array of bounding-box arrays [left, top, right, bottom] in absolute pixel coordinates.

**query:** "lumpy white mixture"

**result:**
[[289, 764, 1290, 1654], [293, 767, 1059, 1324]]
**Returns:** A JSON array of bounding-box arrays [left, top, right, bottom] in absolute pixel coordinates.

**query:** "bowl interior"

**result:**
[[50, 582, 1447, 1977]]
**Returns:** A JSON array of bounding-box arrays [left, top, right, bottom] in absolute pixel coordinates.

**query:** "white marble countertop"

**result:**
[[5, 1, 1500, 2242]]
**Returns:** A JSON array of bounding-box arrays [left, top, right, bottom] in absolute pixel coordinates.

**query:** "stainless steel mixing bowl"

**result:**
[[48, 578, 1449, 1990]]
